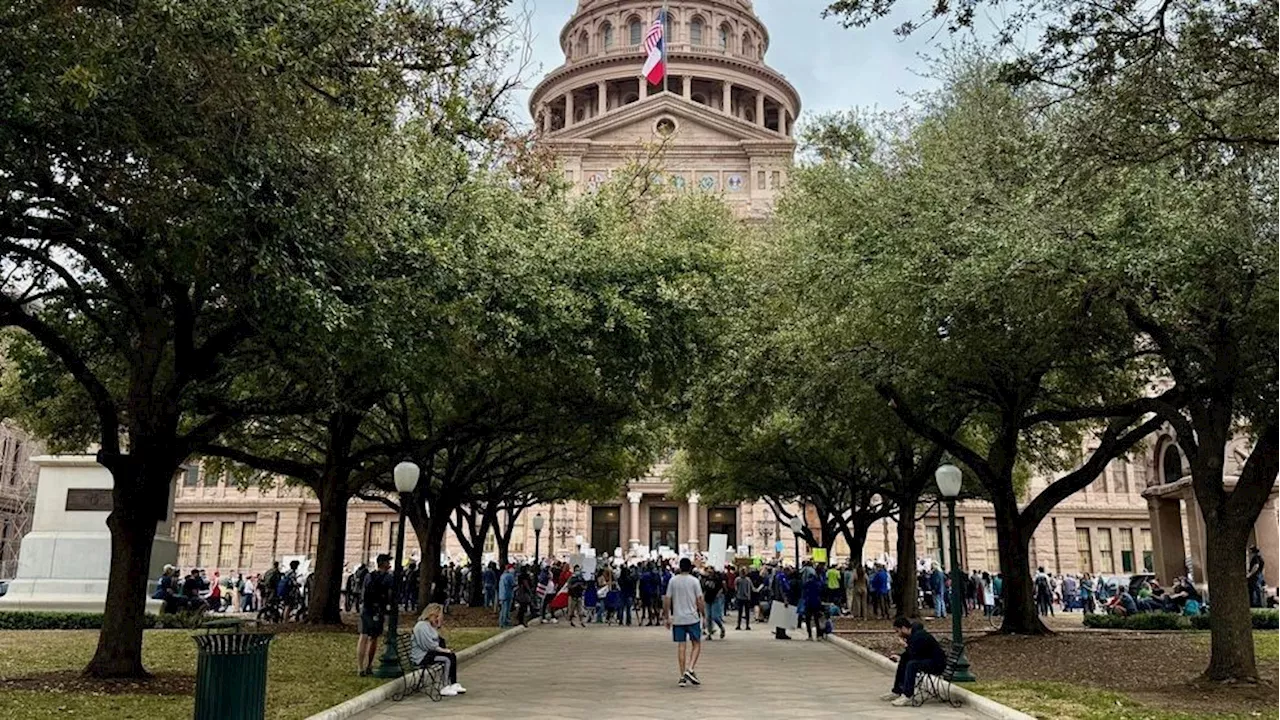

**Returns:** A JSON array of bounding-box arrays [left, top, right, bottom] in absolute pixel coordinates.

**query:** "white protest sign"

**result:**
[[708, 533, 728, 568]]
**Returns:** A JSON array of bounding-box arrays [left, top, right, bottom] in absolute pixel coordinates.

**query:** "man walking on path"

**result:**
[[497, 564, 516, 628], [735, 570, 753, 630], [664, 557, 706, 687]]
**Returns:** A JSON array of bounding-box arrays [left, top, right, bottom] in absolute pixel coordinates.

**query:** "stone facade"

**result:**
[[0, 423, 41, 579], [167, 1, 1277, 595]]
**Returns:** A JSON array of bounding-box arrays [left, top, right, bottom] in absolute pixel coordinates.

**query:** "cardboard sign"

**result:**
[[812, 548, 828, 564], [770, 600, 796, 630], [751, 556, 763, 568], [708, 533, 728, 568]]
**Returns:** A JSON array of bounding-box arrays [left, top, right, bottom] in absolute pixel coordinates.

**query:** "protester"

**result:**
[[883, 617, 947, 707], [497, 564, 516, 628], [851, 564, 869, 620], [1248, 546, 1266, 608], [802, 568, 826, 640], [1034, 567, 1054, 616], [356, 554, 392, 676], [735, 568, 754, 630], [410, 603, 466, 696], [664, 557, 705, 688], [567, 566, 588, 627]]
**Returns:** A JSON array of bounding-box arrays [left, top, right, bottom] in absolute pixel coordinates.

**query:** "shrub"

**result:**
[[1082, 612, 1184, 630], [1188, 609, 1280, 630], [0, 611, 198, 630]]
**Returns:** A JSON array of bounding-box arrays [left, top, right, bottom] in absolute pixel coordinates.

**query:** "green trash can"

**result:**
[[192, 620, 274, 720]]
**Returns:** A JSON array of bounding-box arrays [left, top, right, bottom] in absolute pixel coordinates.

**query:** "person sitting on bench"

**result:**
[[881, 617, 947, 706], [410, 603, 466, 697]]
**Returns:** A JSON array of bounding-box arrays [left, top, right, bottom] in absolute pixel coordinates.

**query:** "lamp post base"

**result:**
[[372, 630, 403, 678], [950, 641, 976, 683]]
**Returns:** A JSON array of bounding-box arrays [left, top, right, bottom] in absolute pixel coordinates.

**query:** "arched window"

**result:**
[[692, 93, 707, 105], [663, 13, 672, 44], [742, 32, 754, 57], [719, 24, 730, 50], [629, 17, 643, 45], [623, 93, 639, 105], [1162, 445, 1183, 484], [577, 31, 589, 57], [690, 17, 704, 45], [602, 22, 613, 49]]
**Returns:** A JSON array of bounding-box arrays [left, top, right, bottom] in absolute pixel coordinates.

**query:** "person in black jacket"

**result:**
[[882, 617, 947, 706]]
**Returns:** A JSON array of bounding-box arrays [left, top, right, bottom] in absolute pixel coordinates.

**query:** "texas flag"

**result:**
[[641, 11, 666, 85]]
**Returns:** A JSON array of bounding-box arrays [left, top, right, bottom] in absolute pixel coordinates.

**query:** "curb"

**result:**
[[304, 625, 528, 720], [825, 634, 1037, 720]]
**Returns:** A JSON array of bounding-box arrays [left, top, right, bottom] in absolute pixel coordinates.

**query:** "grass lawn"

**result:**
[[965, 633, 1279, 720], [0, 625, 501, 720]]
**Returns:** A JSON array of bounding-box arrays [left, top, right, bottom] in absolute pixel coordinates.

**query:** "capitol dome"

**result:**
[[530, 0, 800, 217]]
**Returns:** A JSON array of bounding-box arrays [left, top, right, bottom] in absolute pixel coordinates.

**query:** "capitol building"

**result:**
[[162, 0, 1277, 592]]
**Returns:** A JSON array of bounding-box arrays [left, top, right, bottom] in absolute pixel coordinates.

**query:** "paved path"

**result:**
[[353, 622, 985, 719]]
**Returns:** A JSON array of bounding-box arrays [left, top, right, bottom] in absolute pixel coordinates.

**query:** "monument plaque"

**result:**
[[65, 488, 113, 512]]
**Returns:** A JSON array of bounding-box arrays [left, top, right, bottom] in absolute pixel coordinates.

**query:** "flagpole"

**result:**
[[662, 1, 669, 95]]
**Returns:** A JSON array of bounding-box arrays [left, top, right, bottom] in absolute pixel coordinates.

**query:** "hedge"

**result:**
[[0, 611, 198, 631], [1084, 609, 1278, 631]]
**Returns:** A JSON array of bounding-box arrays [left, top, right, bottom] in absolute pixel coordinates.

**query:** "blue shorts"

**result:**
[[672, 623, 702, 643]]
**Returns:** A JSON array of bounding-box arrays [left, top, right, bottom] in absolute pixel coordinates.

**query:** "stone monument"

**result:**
[[0, 455, 177, 612]]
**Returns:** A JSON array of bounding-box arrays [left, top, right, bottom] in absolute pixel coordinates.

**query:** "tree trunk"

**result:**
[[847, 519, 870, 567], [409, 503, 446, 612], [1201, 516, 1257, 681], [85, 460, 167, 678], [993, 491, 1045, 633], [893, 503, 920, 619], [466, 543, 485, 606], [306, 481, 349, 624]]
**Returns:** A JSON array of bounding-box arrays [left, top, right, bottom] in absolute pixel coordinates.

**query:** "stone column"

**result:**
[[597, 81, 607, 116], [565, 90, 575, 127], [755, 91, 765, 127], [687, 492, 700, 552], [640, 78, 648, 100], [540, 105, 550, 133], [781, 110, 789, 136], [1186, 494, 1208, 581], [721, 81, 731, 114], [1254, 493, 1280, 588], [628, 491, 642, 547], [682, 75, 692, 99]]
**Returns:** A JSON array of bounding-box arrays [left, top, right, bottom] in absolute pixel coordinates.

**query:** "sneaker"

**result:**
[[684, 670, 701, 686], [879, 692, 901, 702], [677, 676, 690, 688], [890, 696, 913, 707], [440, 686, 459, 697], [720, 627, 725, 639], [450, 684, 467, 694]]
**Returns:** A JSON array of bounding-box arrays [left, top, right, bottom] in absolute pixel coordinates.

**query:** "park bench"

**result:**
[[391, 632, 444, 702], [911, 644, 965, 708]]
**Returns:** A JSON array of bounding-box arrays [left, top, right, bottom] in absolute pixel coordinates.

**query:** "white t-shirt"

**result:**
[[666, 573, 702, 626]]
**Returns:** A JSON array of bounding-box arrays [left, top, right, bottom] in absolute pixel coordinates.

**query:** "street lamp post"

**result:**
[[374, 460, 421, 679], [532, 513, 544, 566], [935, 464, 975, 683], [787, 514, 806, 568]]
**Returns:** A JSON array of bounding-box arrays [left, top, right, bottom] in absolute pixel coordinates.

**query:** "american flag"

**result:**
[[641, 11, 666, 86]]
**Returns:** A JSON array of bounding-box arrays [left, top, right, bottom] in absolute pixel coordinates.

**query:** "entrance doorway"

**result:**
[[706, 507, 737, 546], [591, 506, 621, 555], [649, 506, 678, 549]]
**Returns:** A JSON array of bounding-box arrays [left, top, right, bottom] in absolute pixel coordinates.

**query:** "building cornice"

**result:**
[[529, 50, 801, 118]]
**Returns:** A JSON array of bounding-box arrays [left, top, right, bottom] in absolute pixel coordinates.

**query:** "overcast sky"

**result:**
[[506, 0, 974, 128]]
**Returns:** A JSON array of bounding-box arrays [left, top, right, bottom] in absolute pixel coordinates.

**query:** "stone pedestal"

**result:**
[[0, 455, 177, 613]]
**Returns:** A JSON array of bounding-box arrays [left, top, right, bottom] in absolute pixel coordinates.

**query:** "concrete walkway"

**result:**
[[351, 622, 986, 719]]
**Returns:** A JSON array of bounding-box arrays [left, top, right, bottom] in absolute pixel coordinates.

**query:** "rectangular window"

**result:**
[[565, 169, 574, 183], [239, 522, 256, 570], [1119, 460, 1131, 493], [630, 21, 643, 45], [510, 514, 526, 554], [307, 520, 320, 559], [196, 522, 214, 567], [984, 525, 1000, 573], [1140, 528, 1153, 571], [924, 524, 944, 568], [177, 522, 193, 567], [1110, 461, 1127, 494], [1098, 528, 1114, 574], [1076, 528, 1093, 574], [756, 170, 766, 189], [771, 170, 782, 188], [1119, 527, 1135, 572], [649, 506, 679, 549], [367, 522, 384, 561], [483, 528, 496, 553], [183, 465, 199, 487], [203, 464, 218, 487], [218, 523, 235, 569]]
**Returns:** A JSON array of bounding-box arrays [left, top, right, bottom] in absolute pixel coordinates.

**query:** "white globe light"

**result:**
[[393, 460, 420, 494], [935, 464, 963, 498], [788, 514, 804, 533], [532, 513, 545, 532]]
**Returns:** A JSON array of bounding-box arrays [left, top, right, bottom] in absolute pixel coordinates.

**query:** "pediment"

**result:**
[[551, 94, 789, 147]]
